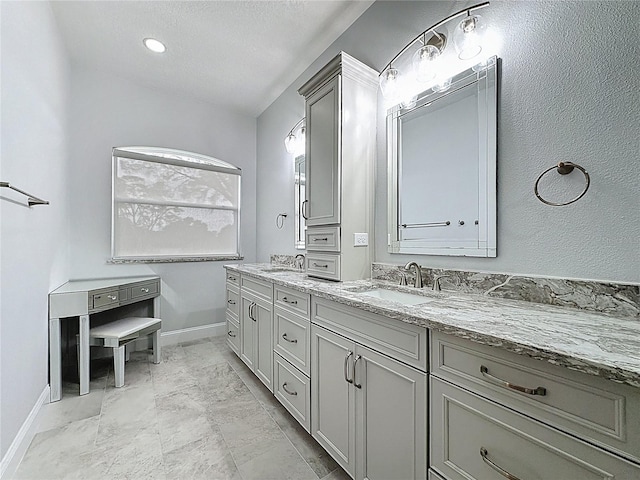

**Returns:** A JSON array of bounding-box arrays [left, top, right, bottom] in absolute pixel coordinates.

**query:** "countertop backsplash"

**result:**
[[372, 262, 640, 319]]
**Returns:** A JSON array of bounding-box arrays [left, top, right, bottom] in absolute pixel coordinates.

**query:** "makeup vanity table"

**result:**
[[48, 276, 161, 402]]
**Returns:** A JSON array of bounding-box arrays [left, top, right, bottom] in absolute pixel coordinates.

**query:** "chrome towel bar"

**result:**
[[0, 181, 49, 206]]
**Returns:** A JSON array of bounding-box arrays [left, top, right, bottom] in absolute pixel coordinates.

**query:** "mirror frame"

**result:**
[[387, 56, 498, 257], [294, 154, 306, 249]]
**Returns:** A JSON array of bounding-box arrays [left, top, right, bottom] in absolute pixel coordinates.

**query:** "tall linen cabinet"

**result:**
[[298, 52, 378, 281]]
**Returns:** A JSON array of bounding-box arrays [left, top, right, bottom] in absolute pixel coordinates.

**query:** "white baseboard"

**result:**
[[160, 323, 226, 346], [0, 385, 50, 480]]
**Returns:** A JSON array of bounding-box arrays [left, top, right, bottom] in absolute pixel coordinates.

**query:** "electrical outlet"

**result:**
[[354, 233, 368, 247]]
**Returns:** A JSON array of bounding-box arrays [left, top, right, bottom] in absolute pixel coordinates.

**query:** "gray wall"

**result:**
[[0, 1, 71, 459], [67, 67, 257, 333], [256, 1, 640, 284]]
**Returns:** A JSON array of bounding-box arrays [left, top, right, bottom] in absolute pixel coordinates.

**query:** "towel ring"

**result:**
[[275, 213, 287, 229], [534, 162, 590, 206]]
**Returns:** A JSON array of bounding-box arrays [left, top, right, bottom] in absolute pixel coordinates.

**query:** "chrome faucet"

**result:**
[[294, 254, 305, 270], [403, 262, 423, 288]]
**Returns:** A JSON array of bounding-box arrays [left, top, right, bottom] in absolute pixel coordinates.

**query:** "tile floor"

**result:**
[[14, 336, 350, 480]]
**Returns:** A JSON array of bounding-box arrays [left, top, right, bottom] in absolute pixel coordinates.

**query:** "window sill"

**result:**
[[108, 255, 244, 264]]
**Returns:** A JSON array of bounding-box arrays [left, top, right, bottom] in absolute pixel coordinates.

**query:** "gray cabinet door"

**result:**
[[355, 344, 428, 480], [254, 300, 273, 392], [240, 294, 255, 370], [306, 75, 341, 226], [311, 324, 356, 477]]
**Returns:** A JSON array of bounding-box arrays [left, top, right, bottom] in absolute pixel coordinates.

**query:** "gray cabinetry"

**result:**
[[299, 52, 377, 281], [311, 298, 428, 480]]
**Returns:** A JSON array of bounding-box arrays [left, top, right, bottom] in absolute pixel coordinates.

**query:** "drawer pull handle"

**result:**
[[480, 365, 547, 396], [344, 351, 353, 384], [282, 382, 298, 396], [282, 333, 298, 344], [312, 237, 328, 242], [282, 296, 298, 305], [227, 300, 236, 305], [248, 302, 257, 321], [228, 276, 237, 281], [140, 287, 150, 293], [227, 331, 236, 338], [353, 355, 362, 389], [107, 295, 117, 301], [480, 447, 521, 480], [312, 263, 329, 268]]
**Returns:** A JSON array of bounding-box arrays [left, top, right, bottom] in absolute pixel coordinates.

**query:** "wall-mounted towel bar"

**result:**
[[401, 221, 450, 228], [0, 182, 49, 206]]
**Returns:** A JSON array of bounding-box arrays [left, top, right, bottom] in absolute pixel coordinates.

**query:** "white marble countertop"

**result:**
[[225, 263, 640, 388]]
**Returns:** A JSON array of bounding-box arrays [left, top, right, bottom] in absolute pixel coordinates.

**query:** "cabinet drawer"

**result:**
[[306, 253, 341, 281], [274, 285, 310, 317], [226, 315, 240, 355], [240, 275, 273, 302], [226, 270, 240, 286], [431, 331, 640, 463], [312, 297, 427, 371], [306, 226, 341, 252], [130, 280, 159, 300], [274, 353, 311, 433], [431, 377, 640, 480], [274, 307, 310, 375], [226, 287, 240, 318], [91, 290, 119, 309]]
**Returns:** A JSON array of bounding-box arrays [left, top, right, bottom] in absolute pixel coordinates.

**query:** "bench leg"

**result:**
[[114, 346, 125, 387], [152, 329, 161, 364], [125, 344, 131, 362]]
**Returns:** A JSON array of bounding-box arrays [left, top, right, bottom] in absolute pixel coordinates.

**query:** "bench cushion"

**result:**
[[89, 317, 161, 341]]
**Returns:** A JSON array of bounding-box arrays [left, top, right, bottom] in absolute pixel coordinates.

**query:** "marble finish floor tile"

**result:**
[[14, 336, 349, 480]]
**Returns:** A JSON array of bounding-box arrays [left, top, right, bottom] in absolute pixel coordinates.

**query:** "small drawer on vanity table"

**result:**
[[129, 280, 159, 300], [274, 308, 310, 375], [226, 271, 240, 287], [431, 331, 640, 464], [274, 285, 310, 317], [226, 288, 240, 318], [91, 289, 120, 310], [306, 253, 341, 281], [306, 227, 340, 252]]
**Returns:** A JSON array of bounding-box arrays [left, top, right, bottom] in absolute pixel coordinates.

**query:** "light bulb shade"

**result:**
[[432, 78, 452, 93], [284, 133, 297, 154], [298, 126, 306, 146], [452, 14, 486, 60], [412, 44, 440, 83], [379, 67, 402, 101]]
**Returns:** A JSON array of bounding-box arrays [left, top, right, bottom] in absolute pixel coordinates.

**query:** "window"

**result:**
[[112, 146, 241, 261]]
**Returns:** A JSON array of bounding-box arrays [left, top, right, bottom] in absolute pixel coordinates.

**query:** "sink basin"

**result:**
[[359, 288, 433, 306]]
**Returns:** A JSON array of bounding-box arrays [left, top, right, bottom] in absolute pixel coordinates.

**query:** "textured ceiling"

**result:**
[[51, 1, 373, 117]]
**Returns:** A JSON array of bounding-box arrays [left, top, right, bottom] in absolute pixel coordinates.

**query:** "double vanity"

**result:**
[[224, 262, 640, 480]]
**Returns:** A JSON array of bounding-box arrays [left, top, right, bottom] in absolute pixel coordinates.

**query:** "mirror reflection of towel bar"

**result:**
[[0, 181, 49, 206], [401, 221, 450, 228]]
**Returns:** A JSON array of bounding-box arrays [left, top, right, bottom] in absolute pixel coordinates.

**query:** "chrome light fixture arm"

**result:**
[[380, 1, 490, 75]]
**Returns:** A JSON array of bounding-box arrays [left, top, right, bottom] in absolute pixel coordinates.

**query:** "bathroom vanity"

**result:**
[[224, 263, 640, 480]]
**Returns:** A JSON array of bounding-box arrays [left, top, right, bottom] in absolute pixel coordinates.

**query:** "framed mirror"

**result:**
[[294, 155, 306, 249], [387, 56, 498, 257]]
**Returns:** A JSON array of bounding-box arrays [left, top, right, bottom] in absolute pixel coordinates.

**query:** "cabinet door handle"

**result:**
[[107, 295, 117, 301], [312, 263, 329, 268], [312, 237, 328, 242], [353, 355, 362, 389], [282, 382, 298, 396], [140, 287, 150, 293], [344, 351, 353, 384], [480, 447, 521, 480], [227, 331, 236, 338], [301, 200, 309, 220], [282, 296, 298, 305], [480, 365, 547, 396], [252, 303, 257, 321], [227, 299, 236, 305], [282, 333, 297, 344], [248, 302, 256, 321]]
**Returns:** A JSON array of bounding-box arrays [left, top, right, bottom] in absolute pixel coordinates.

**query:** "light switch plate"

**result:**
[[354, 233, 368, 247]]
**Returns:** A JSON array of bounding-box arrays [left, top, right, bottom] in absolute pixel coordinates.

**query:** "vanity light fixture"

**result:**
[[143, 38, 166, 53], [284, 117, 305, 155], [379, 2, 490, 106]]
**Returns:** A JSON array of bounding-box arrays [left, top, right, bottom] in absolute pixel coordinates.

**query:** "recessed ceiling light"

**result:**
[[143, 38, 166, 53]]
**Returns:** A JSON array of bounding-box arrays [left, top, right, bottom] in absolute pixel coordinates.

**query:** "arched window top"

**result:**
[[113, 146, 241, 175]]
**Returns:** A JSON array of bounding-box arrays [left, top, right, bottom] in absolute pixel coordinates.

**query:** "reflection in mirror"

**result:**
[[294, 155, 306, 249], [387, 56, 498, 257]]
